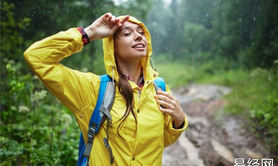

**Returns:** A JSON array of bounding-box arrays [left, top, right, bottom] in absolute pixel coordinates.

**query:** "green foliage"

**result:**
[[183, 23, 211, 54], [0, 2, 30, 64], [112, 0, 151, 19], [0, 2, 79, 165], [1, 58, 80, 165]]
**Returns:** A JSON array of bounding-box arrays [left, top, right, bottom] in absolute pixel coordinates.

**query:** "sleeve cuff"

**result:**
[[65, 28, 84, 53], [167, 116, 188, 134]]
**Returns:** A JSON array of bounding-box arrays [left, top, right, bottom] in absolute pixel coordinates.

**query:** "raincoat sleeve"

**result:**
[[164, 85, 188, 147], [24, 28, 100, 114]]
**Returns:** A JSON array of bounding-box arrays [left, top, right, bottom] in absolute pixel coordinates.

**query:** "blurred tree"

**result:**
[[1, 1, 31, 115], [146, 0, 216, 59], [211, 0, 278, 68], [147, 0, 278, 68], [146, 0, 183, 57], [248, 0, 278, 68], [180, 0, 215, 55], [145, 0, 169, 55]]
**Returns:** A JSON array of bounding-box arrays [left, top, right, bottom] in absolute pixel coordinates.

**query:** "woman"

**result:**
[[24, 12, 187, 166]]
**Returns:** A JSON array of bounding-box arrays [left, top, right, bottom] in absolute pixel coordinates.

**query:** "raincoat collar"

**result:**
[[102, 16, 158, 86]]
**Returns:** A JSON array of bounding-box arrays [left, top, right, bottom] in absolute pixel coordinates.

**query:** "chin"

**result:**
[[136, 54, 147, 58], [139, 51, 147, 57]]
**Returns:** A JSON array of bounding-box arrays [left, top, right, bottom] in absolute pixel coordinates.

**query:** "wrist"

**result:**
[[173, 115, 185, 129], [77, 27, 90, 45], [84, 27, 97, 41], [173, 120, 185, 129]]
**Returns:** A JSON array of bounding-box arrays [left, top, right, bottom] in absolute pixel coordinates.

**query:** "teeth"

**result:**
[[134, 44, 144, 48]]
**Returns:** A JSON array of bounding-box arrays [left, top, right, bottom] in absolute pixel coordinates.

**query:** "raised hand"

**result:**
[[84, 12, 129, 41]]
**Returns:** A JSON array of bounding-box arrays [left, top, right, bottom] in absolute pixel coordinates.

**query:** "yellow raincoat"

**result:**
[[24, 16, 188, 166]]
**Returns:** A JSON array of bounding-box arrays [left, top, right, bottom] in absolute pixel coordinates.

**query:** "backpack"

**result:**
[[77, 74, 166, 166]]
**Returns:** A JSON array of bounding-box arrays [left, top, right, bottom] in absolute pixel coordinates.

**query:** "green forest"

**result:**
[[1, 0, 277, 165]]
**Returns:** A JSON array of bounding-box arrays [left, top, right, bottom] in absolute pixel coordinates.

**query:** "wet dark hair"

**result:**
[[116, 67, 137, 139], [113, 33, 138, 139]]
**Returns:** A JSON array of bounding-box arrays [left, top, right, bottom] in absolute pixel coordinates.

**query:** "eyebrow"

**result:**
[[118, 25, 143, 33]]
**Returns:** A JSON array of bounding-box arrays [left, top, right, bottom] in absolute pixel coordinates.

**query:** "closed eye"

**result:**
[[138, 31, 145, 35]]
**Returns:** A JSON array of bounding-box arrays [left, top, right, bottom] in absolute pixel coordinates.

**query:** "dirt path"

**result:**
[[162, 84, 275, 166]]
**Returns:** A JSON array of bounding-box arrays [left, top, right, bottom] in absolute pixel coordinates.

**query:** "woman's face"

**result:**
[[114, 21, 147, 62]]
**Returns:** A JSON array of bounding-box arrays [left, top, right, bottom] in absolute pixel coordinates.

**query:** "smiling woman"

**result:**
[[114, 22, 147, 62], [23, 12, 187, 166]]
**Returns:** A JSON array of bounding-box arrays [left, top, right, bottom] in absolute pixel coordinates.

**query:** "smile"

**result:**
[[132, 43, 145, 48], [132, 43, 145, 51]]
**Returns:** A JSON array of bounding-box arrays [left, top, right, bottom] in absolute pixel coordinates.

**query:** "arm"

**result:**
[[24, 13, 129, 113], [24, 28, 99, 113], [155, 86, 188, 147]]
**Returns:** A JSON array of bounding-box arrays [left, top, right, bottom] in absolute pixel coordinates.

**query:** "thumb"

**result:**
[[110, 24, 121, 34]]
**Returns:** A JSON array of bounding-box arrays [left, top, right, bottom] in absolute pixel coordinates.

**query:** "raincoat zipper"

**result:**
[[137, 89, 141, 113]]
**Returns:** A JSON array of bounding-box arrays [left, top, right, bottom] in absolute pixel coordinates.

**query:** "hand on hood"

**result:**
[[85, 12, 129, 41]]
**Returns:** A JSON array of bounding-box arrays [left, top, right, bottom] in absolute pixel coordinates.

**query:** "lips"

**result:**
[[132, 43, 145, 49]]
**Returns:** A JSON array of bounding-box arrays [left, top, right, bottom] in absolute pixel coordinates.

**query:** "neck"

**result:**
[[117, 58, 142, 84]]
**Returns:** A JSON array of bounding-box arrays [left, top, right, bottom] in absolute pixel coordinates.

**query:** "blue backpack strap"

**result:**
[[77, 133, 86, 166], [88, 74, 111, 128], [154, 77, 166, 92], [77, 74, 111, 166]]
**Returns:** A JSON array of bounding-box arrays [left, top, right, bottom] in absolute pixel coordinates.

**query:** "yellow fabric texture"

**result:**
[[24, 17, 188, 166]]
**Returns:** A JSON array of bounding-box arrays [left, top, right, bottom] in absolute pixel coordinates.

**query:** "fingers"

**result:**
[[103, 12, 117, 24], [160, 107, 171, 114], [97, 12, 130, 37], [104, 12, 127, 23], [156, 98, 175, 110], [155, 91, 179, 115], [119, 15, 129, 26], [155, 93, 177, 107], [155, 90, 186, 128], [103, 13, 129, 28], [104, 12, 112, 18], [155, 95, 174, 108], [157, 90, 176, 100], [107, 15, 115, 23], [111, 15, 116, 23], [115, 18, 119, 24]]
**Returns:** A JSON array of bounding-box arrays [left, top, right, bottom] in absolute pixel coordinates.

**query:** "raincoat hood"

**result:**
[[103, 16, 158, 83]]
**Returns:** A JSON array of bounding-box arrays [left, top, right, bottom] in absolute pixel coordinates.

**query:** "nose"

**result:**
[[134, 32, 143, 41]]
